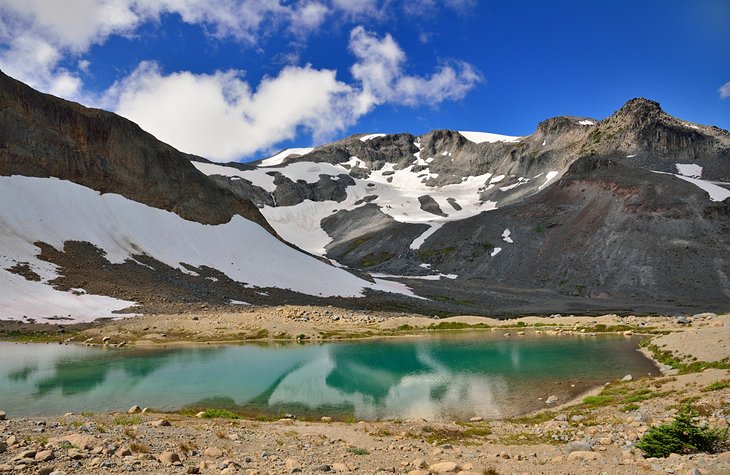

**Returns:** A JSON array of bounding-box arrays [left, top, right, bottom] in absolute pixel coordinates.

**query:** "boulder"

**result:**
[[565, 441, 592, 453], [567, 451, 602, 461], [429, 462, 458, 473], [127, 405, 141, 414], [158, 451, 181, 464], [546, 395, 558, 404]]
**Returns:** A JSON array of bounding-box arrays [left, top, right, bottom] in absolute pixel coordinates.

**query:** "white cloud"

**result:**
[[105, 62, 356, 161], [349, 26, 482, 112], [720, 81, 730, 99]]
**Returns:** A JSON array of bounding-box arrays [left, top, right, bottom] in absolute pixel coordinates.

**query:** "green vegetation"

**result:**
[[703, 380, 730, 392], [346, 447, 370, 455], [418, 247, 456, 259], [418, 423, 492, 445], [640, 341, 730, 374], [622, 403, 640, 412], [428, 321, 490, 330], [360, 251, 394, 267], [346, 236, 372, 253], [481, 241, 495, 249], [534, 224, 544, 234], [636, 404, 727, 457], [113, 415, 141, 426], [200, 408, 240, 419], [582, 395, 614, 408]]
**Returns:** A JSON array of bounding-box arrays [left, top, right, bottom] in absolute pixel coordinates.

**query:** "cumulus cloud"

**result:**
[[720, 82, 730, 99], [349, 26, 482, 113], [105, 62, 356, 161]]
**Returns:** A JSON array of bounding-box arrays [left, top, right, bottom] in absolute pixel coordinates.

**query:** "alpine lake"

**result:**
[[0, 332, 657, 420]]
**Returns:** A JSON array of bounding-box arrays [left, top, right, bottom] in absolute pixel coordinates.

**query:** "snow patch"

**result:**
[[360, 133, 386, 142], [458, 131, 522, 144], [626, 154, 636, 158], [0, 176, 418, 314], [578, 120, 596, 126], [410, 222, 445, 250], [259, 147, 314, 167], [502, 229, 513, 244], [653, 171, 730, 202], [192, 161, 277, 192], [675, 163, 702, 178], [538, 171, 559, 191], [490, 247, 502, 257]]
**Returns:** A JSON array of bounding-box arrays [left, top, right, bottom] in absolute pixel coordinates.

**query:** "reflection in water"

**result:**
[[0, 334, 657, 419]]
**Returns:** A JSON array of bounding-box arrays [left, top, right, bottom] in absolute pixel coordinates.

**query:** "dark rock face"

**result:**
[[0, 70, 271, 230], [418, 195, 447, 217]]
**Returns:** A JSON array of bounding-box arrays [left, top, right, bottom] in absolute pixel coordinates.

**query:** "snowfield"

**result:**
[[0, 176, 418, 321], [457, 131, 522, 144]]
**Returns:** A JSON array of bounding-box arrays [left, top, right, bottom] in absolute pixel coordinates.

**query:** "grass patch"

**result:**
[[428, 321, 490, 330], [113, 415, 141, 426], [360, 251, 394, 267], [346, 447, 370, 455], [582, 395, 614, 408], [622, 403, 640, 412], [418, 247, 456, 259], [200, 408, 240, 419], [702, 380, 730, 392], [418, 424, 492, 445], [641, 341, 730, 374]]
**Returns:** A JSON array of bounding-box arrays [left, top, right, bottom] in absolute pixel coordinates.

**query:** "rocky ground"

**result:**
[[1, 311, 729, 474]]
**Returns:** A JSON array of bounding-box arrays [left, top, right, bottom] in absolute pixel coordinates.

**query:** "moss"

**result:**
[[702, 380, 730, 392], [418, 247, 456, 259], [200, 408, 240, 419], [346, 236, 372, 253], [582, 395, 614, 408], [360, 251, 395, 267]]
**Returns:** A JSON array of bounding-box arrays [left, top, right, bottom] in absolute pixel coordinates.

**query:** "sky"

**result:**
[[0, 0, 728, 163]]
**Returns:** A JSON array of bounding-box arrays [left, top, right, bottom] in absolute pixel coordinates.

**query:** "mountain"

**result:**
[[196, 99, 730, 315], [0, 71, 423, 322]]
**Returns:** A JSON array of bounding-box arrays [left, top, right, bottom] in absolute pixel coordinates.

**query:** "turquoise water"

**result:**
[[0, 333, 657, 420]]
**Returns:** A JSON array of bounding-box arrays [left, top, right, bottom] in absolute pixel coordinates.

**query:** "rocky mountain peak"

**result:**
[[606, 97, 665, 127]]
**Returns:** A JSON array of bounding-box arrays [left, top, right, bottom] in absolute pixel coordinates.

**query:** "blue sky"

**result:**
[[1, 0, 728, 163]]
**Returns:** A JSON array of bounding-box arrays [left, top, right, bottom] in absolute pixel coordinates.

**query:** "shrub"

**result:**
[[636, 404, 727, 457], [201, 408, 240, 419]]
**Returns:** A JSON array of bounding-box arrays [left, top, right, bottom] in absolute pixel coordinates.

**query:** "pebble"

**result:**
[[567, 451, 602, 461], [622, 374, 633, 382], [158, 451, 181, 464], [468, 416, 483, 422], [429, 462, 458, 473], [545, 395, 558, 404], [205, 447, 224, 458]]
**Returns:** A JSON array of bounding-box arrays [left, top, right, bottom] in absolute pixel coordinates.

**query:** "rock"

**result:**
[[313, 464, 331, 471], [546, 395, 558, 404], [115, 447, 132, 457], [186, 467, 200, 474], [570, 415, 585, 423], [410, 458, 427, 469], [195, 411, 205, 418], [158, 451, 181, 464], [0, 411, 5, 420], [6, 435, 17, 446], [468, 416, 483, 422], [127, 405, 141, 414], [599, 437, 613, 445], [686, 469, 702, 475], [0, 465, 12, 473], [567, 451, 602, 461], [221, 468, 236, 475], [676, 316, 690, 324], [150, 419, 171, 427], [67, 448, 84, 459], [0, 442, 5, 454], [622, 374, 633, 382], [321, 416, 332, 423], [204, 447, 224, 458], [429, 462, 458, 473], [35, 450, 54, 462], [286, 458, 302, 473], [49, 471, 67, 475], [17, 449, 36, 460], [565, 441, 592, 453], [554, 414, 568, 421], [408, 471, 430, 475]]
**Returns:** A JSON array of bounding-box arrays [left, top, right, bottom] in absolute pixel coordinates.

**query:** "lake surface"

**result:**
[[0, 333, 657, 420]]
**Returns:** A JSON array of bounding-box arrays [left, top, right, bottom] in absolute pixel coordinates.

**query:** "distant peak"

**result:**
[[614, 97, 664, 118]]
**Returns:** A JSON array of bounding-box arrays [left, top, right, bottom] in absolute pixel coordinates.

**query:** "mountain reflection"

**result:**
[[0, 335, 656, 419]]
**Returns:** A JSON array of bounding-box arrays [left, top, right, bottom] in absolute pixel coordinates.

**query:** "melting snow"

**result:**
[[259, 147, 314, 167], [489, 175, 506, 184], [458, 131, 522, 144], [538, 171, 559, 191], [410, 223, 445, 250], [653, 171, 730, 202], [192, 161, 276, 192], [360, 133, 387, 142], [0, 176, 419, 321], [502, 229, 513, 244], [370, 272, 458, 281], [675, 163, 702, 178]]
